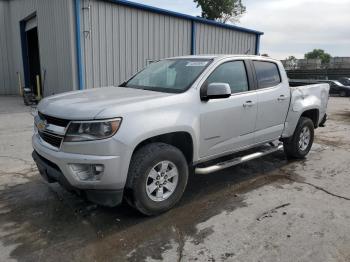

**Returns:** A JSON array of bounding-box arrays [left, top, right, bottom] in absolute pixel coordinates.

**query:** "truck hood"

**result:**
[[37, 86, 174, 120]]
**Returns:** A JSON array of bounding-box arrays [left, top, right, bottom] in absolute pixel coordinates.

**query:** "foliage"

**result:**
[[194, 0, 246, 23], [286, 55, 297, 61], [284, 56, 298, 69], [304, 49, 331, 64]]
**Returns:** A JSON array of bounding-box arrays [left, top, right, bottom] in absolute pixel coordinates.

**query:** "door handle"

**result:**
[[243, 101, 254, 108], [277, 95, 287, 101]]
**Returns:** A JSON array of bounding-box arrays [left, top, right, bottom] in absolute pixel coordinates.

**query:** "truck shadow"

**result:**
[[0, 151, 299, 261]]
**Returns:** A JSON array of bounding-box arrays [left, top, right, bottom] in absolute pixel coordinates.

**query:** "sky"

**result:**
[[131, 0, 350, 59]]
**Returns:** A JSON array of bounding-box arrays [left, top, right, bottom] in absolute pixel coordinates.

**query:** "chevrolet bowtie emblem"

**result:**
[[37, 119, 47, 131]]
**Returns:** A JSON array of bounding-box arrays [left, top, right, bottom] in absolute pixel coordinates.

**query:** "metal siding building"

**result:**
[[194, 22, 257, 55], [0, 0, 263, 96], [0, 0, 78, 96]]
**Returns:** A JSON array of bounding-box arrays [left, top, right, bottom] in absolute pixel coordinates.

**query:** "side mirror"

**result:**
[[201, 83, 231, 100]]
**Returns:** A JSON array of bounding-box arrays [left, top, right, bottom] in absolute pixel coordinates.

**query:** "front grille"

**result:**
[[38, 112, 70, 127], [39, 131, 63, 148]]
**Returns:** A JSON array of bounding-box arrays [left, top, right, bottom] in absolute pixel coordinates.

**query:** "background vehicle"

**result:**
[[32, 55, 329, 215], [338, 77, 350, 86], [317, 80, 350, 97]]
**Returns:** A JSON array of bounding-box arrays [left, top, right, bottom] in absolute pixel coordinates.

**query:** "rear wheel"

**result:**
[[125, 142, 188, 216], [340, 90, 347, 97], [284, 117, 314, 159]]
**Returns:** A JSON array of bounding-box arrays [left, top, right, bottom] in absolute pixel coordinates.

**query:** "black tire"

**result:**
[[125, 142, 189, 216], [340, 90, 346, 97], [283, 117, 314, 159]]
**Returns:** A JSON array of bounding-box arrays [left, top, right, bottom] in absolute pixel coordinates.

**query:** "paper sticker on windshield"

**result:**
[[186, 61, 208, 67]]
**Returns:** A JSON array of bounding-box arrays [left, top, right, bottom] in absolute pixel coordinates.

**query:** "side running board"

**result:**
[[195, 144, 284, 175]]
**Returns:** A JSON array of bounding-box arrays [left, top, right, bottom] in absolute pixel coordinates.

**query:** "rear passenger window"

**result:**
[[253, 61, 281, 89], [206, 61, 249, 94]]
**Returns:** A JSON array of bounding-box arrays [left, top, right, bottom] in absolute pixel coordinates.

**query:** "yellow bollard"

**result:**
[[36, 75, 41, 100], [18, 72, 23, 96]]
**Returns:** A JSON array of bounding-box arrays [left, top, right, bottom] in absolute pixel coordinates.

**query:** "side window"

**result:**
[[253, 61, 281, 89], [206, 61, 249, 94]]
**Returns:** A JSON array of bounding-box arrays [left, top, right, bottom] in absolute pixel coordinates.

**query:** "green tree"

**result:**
[[285, 55, 297, 64], [284, 56, 297, 69], [194, 0, 246, 23], [304, 49, 331, 64], [286, 55, 297, 61]]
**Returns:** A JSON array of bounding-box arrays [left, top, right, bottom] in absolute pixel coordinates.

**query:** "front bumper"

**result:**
[[32, 133, 128, 189], [32, 151, 123, 206], [32, 133, 130, 206]]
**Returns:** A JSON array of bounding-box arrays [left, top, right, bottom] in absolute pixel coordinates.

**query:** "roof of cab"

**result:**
[[168, 55, 279, 63]]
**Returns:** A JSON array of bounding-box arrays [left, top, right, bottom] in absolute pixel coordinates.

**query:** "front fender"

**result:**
[[113, 108, 199, 185]]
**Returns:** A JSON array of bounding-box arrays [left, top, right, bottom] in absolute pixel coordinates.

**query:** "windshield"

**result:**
[[333, 81, 344, 86], [124, 59, 212, 93]]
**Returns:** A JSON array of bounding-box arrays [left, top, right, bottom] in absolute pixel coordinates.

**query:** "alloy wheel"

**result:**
[[145, 161, 179, 202]]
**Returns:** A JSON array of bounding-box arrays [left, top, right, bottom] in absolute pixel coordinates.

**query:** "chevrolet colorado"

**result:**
[[32, 55, 329, 215]]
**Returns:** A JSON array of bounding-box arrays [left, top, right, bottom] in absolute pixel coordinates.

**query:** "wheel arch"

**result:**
[[124, 131, 194, 191], [282, 106, 321, 138], [132, 131, 194, 164], [300, 108, 320, 128]]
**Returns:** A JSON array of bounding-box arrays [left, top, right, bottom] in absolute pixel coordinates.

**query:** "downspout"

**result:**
[[191, 20, 196, 55], [255, 34, 261, 55], [74, 0, 84, 90]]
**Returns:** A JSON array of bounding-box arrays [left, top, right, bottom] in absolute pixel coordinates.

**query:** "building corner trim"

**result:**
[[255, 34, 261, 55], [74, 0, 84, 90]]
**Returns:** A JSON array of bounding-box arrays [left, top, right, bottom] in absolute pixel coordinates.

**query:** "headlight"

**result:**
[[64, 118, 122, 142]]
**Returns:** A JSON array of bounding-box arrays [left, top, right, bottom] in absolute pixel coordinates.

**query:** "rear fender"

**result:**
[[282, 88, 322, 138]]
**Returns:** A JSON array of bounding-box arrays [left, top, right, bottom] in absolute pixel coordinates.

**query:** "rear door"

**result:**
[[252, 60, 290, 143], [199, 60, 258, 158]]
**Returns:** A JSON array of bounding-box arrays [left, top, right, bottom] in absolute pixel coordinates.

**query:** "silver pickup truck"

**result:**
[[32, 55, 329, 215]]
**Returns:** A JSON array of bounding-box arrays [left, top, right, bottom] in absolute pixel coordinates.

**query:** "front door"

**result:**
[[199, 60, 258, 158]]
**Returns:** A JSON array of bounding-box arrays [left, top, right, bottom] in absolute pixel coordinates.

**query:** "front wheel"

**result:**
[[125, 143, 189, 216], [284, 117, 314, 159]]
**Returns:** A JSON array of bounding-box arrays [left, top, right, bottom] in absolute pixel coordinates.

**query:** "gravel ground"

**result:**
[[0, 96, 349, 262]]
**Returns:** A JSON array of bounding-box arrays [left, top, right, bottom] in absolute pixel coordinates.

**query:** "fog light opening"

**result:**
[[70, 164, 104, 181]]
